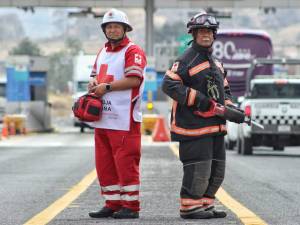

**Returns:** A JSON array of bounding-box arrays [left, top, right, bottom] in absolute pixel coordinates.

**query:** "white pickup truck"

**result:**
[[237, 75, 300, 155], [234, 58, 300, 155]]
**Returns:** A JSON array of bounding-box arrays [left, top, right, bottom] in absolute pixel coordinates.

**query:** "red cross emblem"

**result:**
[[134, 54, 142, 65], [97, 64, 114, 83]]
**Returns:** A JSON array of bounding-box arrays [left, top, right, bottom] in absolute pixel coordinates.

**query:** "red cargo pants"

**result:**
[[94, 123, 141, 212]]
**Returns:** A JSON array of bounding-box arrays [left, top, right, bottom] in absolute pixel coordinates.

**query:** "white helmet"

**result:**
[[101, 8, 132, 32]]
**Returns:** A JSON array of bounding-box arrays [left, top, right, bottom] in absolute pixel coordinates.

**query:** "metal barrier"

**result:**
[[142, 114, 160, 135], [2, 114, 26, 136]]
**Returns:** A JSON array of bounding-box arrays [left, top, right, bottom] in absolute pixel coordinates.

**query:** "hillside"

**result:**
[[0, 8, 300, 59]]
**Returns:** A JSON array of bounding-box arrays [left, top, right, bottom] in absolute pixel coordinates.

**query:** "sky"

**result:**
[[0, 7, 173, 40], [0, 7, 69, 39]]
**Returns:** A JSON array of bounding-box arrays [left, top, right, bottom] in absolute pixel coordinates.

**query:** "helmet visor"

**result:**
[[195, 14, 218, 26]]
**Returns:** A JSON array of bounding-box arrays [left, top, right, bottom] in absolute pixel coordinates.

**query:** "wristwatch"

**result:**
[[105, 83, 112, 92]]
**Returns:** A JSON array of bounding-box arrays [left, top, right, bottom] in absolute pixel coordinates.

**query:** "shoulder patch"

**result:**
[[134, 53, 142, 65], [171, 62, 179, 72]]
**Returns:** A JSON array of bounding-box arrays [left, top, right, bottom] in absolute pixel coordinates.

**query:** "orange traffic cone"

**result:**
[[1, 123, 9, 139], [152, 116, 170, 142]]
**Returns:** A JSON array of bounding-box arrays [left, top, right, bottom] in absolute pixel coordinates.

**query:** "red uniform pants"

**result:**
[[94, 123, 141, 212]]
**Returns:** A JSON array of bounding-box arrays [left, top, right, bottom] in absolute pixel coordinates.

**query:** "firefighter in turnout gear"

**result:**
[[87, 8, 146, 219], [162, 12, 235, 219]]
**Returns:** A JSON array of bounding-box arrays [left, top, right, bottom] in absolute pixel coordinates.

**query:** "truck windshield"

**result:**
[[77, 81, 89, 92], [251, 83, 300, 98]]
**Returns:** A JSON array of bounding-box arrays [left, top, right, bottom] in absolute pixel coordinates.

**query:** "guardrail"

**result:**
[[1, 114, 26, 140]]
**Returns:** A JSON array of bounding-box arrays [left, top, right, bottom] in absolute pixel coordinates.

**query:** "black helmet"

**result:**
[[187, 12, 219, 34]]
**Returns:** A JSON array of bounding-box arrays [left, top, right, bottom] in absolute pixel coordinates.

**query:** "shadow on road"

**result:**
[[252, 152, 300, 158], [227, 147, 300, 158]]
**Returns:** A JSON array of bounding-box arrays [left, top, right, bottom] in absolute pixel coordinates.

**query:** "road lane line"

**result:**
[[23, 169, 97, 225], [169, 143, 268, 225]]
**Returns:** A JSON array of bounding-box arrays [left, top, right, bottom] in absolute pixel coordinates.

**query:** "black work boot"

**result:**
[[112, 207, 139, 219], [89, 206, 114, 218], [180, 206, 226, 219], [180, 205, 214, 219], [209, 208, 227, 218]]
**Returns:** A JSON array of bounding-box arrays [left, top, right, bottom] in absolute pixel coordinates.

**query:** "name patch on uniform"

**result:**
[[171, 62, 179, 72], [102, 99, 112, 111], [134, 54, 142, 65]]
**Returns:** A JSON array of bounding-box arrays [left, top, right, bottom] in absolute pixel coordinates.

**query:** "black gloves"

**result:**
[[223, 105, 245, 124]]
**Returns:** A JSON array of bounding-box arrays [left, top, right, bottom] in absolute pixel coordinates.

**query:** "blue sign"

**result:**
[[6, 67, 30, 101], [29, 72, 46, 86], [144, 67, 157, 92]]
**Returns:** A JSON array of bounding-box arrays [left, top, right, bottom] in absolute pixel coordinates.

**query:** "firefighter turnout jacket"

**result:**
[[162, 42, 233, 141]]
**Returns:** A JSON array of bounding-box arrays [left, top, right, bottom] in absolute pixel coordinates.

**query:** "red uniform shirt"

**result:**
[[90, 36, 147, 132]]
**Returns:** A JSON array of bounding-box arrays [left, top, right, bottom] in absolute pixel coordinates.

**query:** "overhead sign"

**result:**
[[29, 72, 46, 86], [177, 34, 192, 55]]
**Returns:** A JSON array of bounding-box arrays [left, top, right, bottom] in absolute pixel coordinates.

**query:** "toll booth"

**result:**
[[5, 56, 52, 132]]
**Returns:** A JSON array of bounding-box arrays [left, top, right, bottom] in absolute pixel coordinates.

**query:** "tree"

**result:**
[[48, 51, 72, 93], [65, 37, 82, 55], [10, 38, 42, 56], [154, 21, 186, 43], [48, 38, 83, 93]]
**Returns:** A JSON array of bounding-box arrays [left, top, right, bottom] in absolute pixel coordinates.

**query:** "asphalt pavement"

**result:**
[[223, 147, 300, 225], [49, 145, 241, 225], [2, 126, 300, 225]]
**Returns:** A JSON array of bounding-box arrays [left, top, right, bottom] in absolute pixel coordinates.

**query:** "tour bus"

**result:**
[[213, 29, 273, 100]]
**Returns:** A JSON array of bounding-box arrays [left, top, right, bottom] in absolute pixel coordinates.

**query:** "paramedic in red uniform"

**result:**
[[87, 8, 146, 219]]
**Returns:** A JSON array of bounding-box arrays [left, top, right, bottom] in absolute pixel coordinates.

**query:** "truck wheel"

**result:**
[[228, 140, 235, 150], [273, 146, 284, 151], [80, 126, 85, 133], [241, 136, 253, 155]]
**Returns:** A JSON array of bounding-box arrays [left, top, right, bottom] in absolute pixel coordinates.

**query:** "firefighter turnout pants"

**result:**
[[179, 135, 226, 212], [94, 126, 141, 212]]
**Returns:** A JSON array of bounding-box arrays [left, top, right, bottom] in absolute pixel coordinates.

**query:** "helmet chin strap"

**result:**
[[106, 35, 124, 44]]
